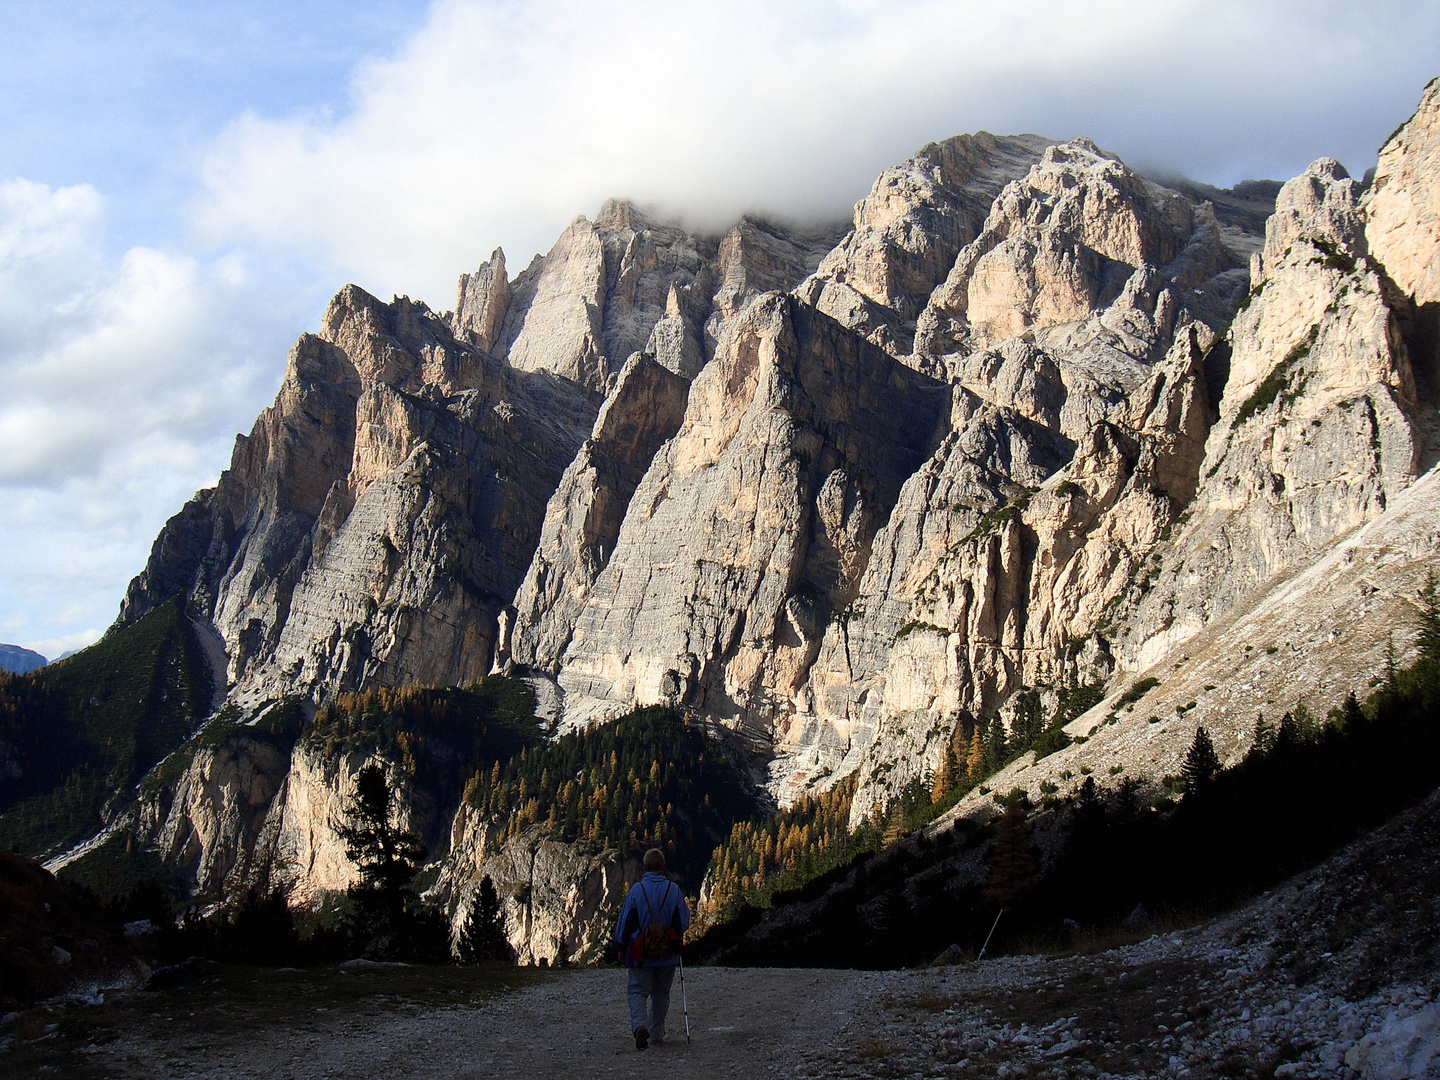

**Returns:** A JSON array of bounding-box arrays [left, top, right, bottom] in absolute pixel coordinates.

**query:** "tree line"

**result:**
[[701, 677, 1107, 919], [459, 705, 753, 893]]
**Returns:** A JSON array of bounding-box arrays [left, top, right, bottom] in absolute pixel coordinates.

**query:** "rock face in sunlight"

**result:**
[[119, 287, 598, 705], [506, 352, 691, 675], [80, 79, 1440, 958], [796, 132, 1055, 355], [438, 813, 637, 967], [554, 294, 950, 741]]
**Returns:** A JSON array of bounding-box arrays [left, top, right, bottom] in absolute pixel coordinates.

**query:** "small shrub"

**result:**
[[1118, 678, 1160, 706], [1031, 725, 1072, 760], [894, 621, 949, 642]]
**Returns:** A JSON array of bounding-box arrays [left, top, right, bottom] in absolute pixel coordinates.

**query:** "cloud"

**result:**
[[0, 178, 303, 653], [194, 0, 1440, 305]]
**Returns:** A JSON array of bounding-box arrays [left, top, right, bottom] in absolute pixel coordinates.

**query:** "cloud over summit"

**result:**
[[195, 0, 1440, 306]]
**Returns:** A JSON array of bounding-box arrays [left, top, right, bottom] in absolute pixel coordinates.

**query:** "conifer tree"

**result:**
[[1181, 726, 1221, 796], [1012, 689, 1044, 747], [983, 797, 1036, 907], [338, 763, 429, 959], [1417, 573, 1440, 669], [1341, 691, 1364, 727], [931, 742, 958, 804], [457, 876, 513, 964], [1248, 713, 1276, 759], [965, 723, 985, 778], [1110, 775, 1140, 824], [983, 717, 1009, 773]]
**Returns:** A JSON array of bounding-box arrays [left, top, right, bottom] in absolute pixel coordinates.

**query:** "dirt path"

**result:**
[[6, 966, 878, 1079], [274, 968, 872, 1080]]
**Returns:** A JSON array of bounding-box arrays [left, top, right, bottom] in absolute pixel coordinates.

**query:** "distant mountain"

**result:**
[[0, 644, 46, 675]]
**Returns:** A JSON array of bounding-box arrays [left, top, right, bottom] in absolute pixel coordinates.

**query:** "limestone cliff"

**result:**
[[798, 132, 1054, 354], [437, 814, 638, 966], [836, 329, 1215, 820], [753, 140, 1251, 810], [554, 295, 952, 740], [506, 353, 691, 675], [808, 118, 1435, 821], [1366, 78, 1440, 316], [1122, 158, 1421, 671], [920, 81, 1440, 835], [136, 720, 441, 908], [120, 287, 598, 705]]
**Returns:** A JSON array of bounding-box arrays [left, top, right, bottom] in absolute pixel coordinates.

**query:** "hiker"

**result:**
[[615, 847, 690, 1050]]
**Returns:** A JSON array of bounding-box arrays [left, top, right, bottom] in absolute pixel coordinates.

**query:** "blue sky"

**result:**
[[2, 0, 1438, 660], [0, 1, 430, 250]]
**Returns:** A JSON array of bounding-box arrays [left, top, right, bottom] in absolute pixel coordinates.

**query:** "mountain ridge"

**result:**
[[10, 78, 1438, 965]]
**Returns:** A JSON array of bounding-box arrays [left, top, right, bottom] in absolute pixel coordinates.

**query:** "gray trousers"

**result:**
[[626, 965, 677, 1038]]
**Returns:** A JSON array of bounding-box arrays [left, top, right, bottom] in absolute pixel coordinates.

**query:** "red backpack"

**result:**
[[628, 881, 682, 964]]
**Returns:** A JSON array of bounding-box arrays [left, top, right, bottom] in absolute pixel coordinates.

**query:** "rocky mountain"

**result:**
[[17, 79, 1440, 960]]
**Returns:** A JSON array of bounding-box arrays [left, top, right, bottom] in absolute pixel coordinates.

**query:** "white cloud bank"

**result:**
[[196, 0, 1440, 305], [0, 179, 299, 658]]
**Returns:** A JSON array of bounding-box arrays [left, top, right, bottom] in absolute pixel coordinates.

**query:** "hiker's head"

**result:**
[[643, 848, 666, 873]]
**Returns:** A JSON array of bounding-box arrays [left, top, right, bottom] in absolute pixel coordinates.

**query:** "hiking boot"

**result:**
[[633, 1026, 649, 1051]]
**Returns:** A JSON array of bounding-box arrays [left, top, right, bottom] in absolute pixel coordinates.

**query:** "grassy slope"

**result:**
[[0, 598, 214, 861]]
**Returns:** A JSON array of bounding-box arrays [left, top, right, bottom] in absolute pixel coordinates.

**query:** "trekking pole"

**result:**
[[978, 908, 1004, 961], [679, 954, 691, 1044]]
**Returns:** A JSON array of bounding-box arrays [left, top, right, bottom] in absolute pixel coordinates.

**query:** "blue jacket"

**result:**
[[615, 872, 690, 967]]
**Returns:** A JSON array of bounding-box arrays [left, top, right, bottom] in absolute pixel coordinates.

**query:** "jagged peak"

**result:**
[[596, 197, 647, 232], [1365, 76, 1440, 309], [1040, 136, 1121, 169], [1305, 156, 1352, 183], [1379, 75, 1440, 156], [874, 131, 1054, 198], [454, 248, 511, 352], [470, 246, 506, 276], [319, 283, 387, 341], [324, 282, 383, 315], [1253, 155, 1368, 286]]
